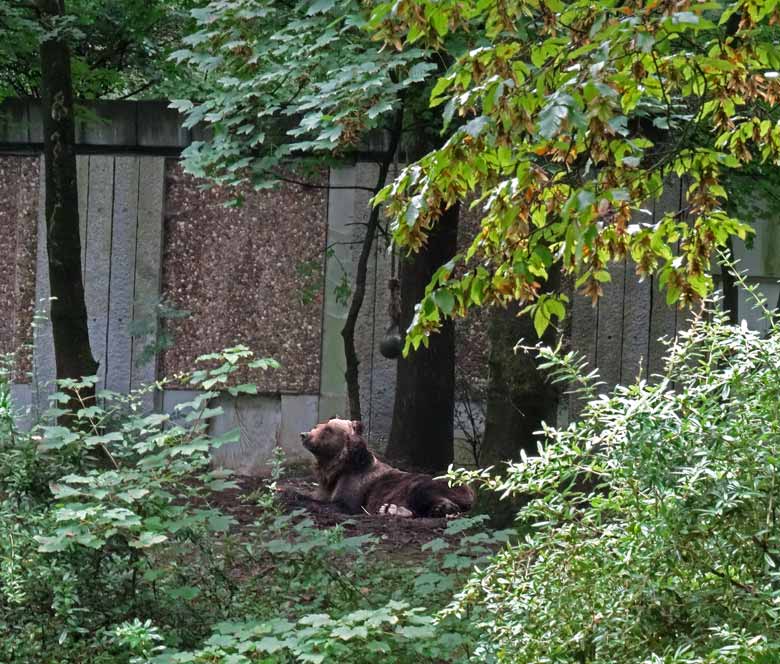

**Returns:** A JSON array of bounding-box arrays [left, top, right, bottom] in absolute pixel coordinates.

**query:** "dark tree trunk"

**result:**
[[476, 270, 561, 525], [480, 303, 560, 467], [386, 203, 459, 472], [38, 0, 99, 393], [341, 109, 403, 421]]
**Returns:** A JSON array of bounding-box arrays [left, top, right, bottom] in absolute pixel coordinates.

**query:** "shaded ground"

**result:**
[[210, 473, 462, 556]]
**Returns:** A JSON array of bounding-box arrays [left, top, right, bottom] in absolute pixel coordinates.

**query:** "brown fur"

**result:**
[[300, 419, 474, 517]]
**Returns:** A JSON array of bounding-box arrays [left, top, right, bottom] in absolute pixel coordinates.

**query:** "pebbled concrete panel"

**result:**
[[0, 158, 20, 356], [12, 157, 40, 380], [160, 162, 327, 394]]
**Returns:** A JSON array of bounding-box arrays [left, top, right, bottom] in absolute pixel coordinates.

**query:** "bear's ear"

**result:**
[[345, 434, 372, 470], [351, 420, 364, 435]]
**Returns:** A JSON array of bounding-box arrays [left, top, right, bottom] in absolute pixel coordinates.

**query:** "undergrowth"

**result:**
[[0, 346, 499, 663], [6, 279, 780, 662]]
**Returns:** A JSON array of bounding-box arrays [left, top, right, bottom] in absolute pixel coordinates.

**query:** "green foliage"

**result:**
[[155, 513, 500, 663], [0, 344, 494, 663], [170, 0, 440, 189], [447, 286, 780, 662], [369, 0, 779, 348], [0, 0, 198, 101], [0, 346, 270, 662], [129, 297, 192, 367]]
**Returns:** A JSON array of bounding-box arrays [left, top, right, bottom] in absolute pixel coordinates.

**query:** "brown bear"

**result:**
[[300, 418, 474, 518]]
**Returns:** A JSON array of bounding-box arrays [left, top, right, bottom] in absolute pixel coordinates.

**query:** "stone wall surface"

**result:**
[[160, 162, 328, 393], [0, 156, 38, 379]]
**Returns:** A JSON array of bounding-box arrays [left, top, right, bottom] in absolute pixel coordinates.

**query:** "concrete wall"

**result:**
[[31, 155, 165, 415], [3, 100, 779, 473]]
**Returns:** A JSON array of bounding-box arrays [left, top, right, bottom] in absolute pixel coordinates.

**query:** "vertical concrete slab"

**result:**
[[84, 156, 115, 387], [352, 163, 398, 443], [595, 259, 626, 391], [32, 156, 56, 411], [280, 394, 320, 462], [620, 259, 651, 384], [569, 282, 599, 419], [161, 388, 203, 421], [9, 384, 33, 431], [131, 156, 165, 400], [318, 167, 357, 421], [648, 179, 683, 379], [105, 156, 140, 394], [209, 394, 283, 476], [32, 156, 92, 411], [77, 156, 90, 279]]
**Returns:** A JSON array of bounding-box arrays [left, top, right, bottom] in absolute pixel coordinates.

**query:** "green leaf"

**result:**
[[129, 532, 168, 549], [307, 0, 336, 13], [432, 289, 455, 315]]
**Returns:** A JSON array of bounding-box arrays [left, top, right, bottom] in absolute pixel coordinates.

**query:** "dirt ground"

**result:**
[[209, 473, 464, 555]]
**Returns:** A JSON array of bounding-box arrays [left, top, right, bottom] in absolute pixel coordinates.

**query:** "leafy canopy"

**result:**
[[0, 0, 198, 100], [170, 0, 440, 189], [370, 0, 779, 349]]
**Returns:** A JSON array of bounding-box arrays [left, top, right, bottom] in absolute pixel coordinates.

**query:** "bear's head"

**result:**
[[300, 418, 372, 473]]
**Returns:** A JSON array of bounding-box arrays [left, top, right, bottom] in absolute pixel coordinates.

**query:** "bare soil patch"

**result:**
[[209, 474, 459, 556]]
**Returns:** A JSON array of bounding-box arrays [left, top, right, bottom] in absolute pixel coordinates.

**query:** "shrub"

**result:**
[[0, 346, 493, 663], [0, 347, 273, 662], [448, 291, 780, 663]]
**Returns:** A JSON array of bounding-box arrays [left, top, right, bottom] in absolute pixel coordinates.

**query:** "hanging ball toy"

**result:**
[[380, 323, 403, 359]]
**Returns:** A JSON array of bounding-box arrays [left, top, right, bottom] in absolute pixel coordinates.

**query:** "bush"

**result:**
[[0, 346, 492, 663], [448, 292, 780, 662]]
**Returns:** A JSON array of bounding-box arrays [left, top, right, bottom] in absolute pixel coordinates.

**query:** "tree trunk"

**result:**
[[479, 303, 560, 467], [386, 203, 459, 472], [341, 109, 403, 421], [476, 270, 561, 525], [38, 0, 99, 393]]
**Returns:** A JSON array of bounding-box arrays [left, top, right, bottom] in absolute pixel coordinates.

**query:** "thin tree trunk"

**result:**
[[385, 203, 459, 472], [38, 0, 99, 396], [341, 109, 403, 420]]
